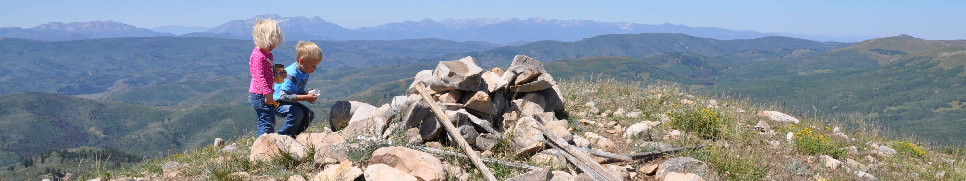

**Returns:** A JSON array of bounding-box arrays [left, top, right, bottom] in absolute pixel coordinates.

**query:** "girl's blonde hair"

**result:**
[[252, 19, 283, 49], [296, 41, 323, 63]]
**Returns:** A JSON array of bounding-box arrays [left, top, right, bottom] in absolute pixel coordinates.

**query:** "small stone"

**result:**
[[474, 133, 498, 151], [753, 120, 770, 132], [442, 163, 469, 181], [213, 138, 224, 147], [222, 143, 241, 154], [550, 171, 573, 181], [786, 132, 794, 144], [626, 111, 642, 118], [667, 130, 682, 139], [313, 161, 362, 181], [656, 157, 718, 181], [846, 158, 868, 172], [426, 142, 443, 149], [876, 146, 897, 157], [605, 164, 631, 180], [507, 168, 551, 181], [638, 163, 659, 175], [936, 171, 946, 180], [161, 161, 185, 179], [820, 155, 842, 169], [573, 135, 592, 149], [624, 122, 652, 139], [613, 108, 626, 117], [664, 172, 705, 181], [680, 99, 695, 105], [855, 171, 877, 181], [287, 175, 306, 181], [583, 132, 616, 150]]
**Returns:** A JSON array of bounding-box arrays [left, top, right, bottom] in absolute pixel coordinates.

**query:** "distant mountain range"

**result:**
[[0, 14, 874, 43], [0, 21, 171, 41]]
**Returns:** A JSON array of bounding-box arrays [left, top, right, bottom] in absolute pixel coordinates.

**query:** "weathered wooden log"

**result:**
[[533, 120, 622, 181], [416, 84, 498, 181]]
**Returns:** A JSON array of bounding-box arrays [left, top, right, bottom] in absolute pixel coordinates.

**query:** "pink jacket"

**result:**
[[249, 47, 275, 95]]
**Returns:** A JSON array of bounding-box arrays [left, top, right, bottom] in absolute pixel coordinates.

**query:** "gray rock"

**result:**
[[406, 70, 442, 94], [419, 113, 444, 140], [161, 161, 185, 179], [572, 135, 592, 149], [329, 101, 378, 131], [463, 91, 497, 115], [402, 99, 431, 128], [540, 116, 573, 142], [452, 125, 479, 145], [481, 71, 508, 93], [368, 146, 446, 181], [213, 137, 224, 147], [512, 117, 546, 157], [877, 146, 898, 157], [348, 101, 379, 124], [506, 168, 551, 181], [583, 132, 616, 151], [656, 157, 719, 181], [474, 133, 498, 151], [364, 164, 418, 181], [438, 90, 463, 103], [855, 171, 877, 181], [341, 116, 388, 140], [428, 56, 484, 92], [506, 55, 548, 85], [404, 128, 423, 145], [511, 73, 555, 92], [624, 122, 652, 139], [639, 142, 673, 151], [221, 143, 241, 154], [248, 133, 309, 162]]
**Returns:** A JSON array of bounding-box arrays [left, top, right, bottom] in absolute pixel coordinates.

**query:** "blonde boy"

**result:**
[[248, 19, 284, 138], [272, 41, 322, 137]]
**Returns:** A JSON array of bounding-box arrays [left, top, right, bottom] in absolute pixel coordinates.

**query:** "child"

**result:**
[[248, 19, 284, 138], [273, 41, 322, 137]]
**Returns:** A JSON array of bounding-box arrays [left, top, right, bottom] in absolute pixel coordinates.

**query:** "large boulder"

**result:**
[[402, 98, 432, 128], [341, 116, 388, 139], [368, 146, 446, 181], [295, 132, 345, 152], [512, 117, 546, 157], [249, 133, 309, 162], [656, 157, 719, 181], [364, 164, 418, 181]]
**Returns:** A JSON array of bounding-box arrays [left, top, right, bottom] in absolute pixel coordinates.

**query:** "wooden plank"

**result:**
[[416, 84, 498, 181], [551, 148, 609, 181], [572, 146, 632, 162], [533, 120, 622, 181]]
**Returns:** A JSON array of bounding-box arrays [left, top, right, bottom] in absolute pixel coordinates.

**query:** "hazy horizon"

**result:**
[[1, 0, 964, 40]]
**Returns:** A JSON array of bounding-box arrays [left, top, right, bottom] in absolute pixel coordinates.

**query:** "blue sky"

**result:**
[[2, 0, 963, 40]]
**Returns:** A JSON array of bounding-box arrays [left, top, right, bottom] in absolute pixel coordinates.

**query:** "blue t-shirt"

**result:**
[[273, 62, 309, 102]]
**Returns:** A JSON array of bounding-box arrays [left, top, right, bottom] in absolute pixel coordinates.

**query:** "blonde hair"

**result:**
[[252, 19, 284, 49], [296, 41, 323, 63]]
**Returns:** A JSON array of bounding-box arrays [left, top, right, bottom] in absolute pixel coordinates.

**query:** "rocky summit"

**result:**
[[84, 54, 966, 181]]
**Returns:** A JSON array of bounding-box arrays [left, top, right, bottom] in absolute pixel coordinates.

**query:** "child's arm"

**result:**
[[295, 94, 319, 104]]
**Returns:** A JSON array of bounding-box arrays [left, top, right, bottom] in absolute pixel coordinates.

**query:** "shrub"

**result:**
[[891, 141, 926, 158], [786, 124, 845, 158], [666, 105, 724, 139]]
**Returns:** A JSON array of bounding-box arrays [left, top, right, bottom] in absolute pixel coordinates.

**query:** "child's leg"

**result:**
[[249, 93, 275, 138], [293, 103, 314, 134], [275, 102, 306, 137]]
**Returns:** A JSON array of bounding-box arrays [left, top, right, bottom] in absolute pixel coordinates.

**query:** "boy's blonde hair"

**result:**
[[252, 19, 284, 49], [296, 41, 323, 63]]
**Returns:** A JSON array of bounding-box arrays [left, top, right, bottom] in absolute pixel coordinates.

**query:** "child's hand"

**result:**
[[265, 96, 278, 107], [307, 94, 318, 104]]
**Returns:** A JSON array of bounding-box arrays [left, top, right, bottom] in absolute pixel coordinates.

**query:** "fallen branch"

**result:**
[[416, 84, 498, 181], [624, 144, 706, 161], [533, 120, 622, 181], [572, 146, 632, 162]]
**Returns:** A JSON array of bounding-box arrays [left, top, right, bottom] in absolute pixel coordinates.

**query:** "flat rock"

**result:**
[[639, 163, 660, 175], [550, 171, 573, 181], [402, 99, 431, 128], [429, 56, 484, 91], [820, 155, 842, 170], [663, 172, 705, 181], [512, 117, 546, 157], [249, 133, 308, 162], [511, 73, 555, 92], [583, 132, 616, 151], [656, 157, 718, 181], [295, 132, 344, 152], [877, 146, 897, 157], [368, 146, 446, 181], [313, 161, 363, 181], [758, 111, 800, 124], [364, 164, 418, 181], [506, 168, 551, 181]]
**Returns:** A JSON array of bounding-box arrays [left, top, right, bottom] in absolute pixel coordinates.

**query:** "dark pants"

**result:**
[[249, 93, 276, 138], [275, 101, 314, 137]]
